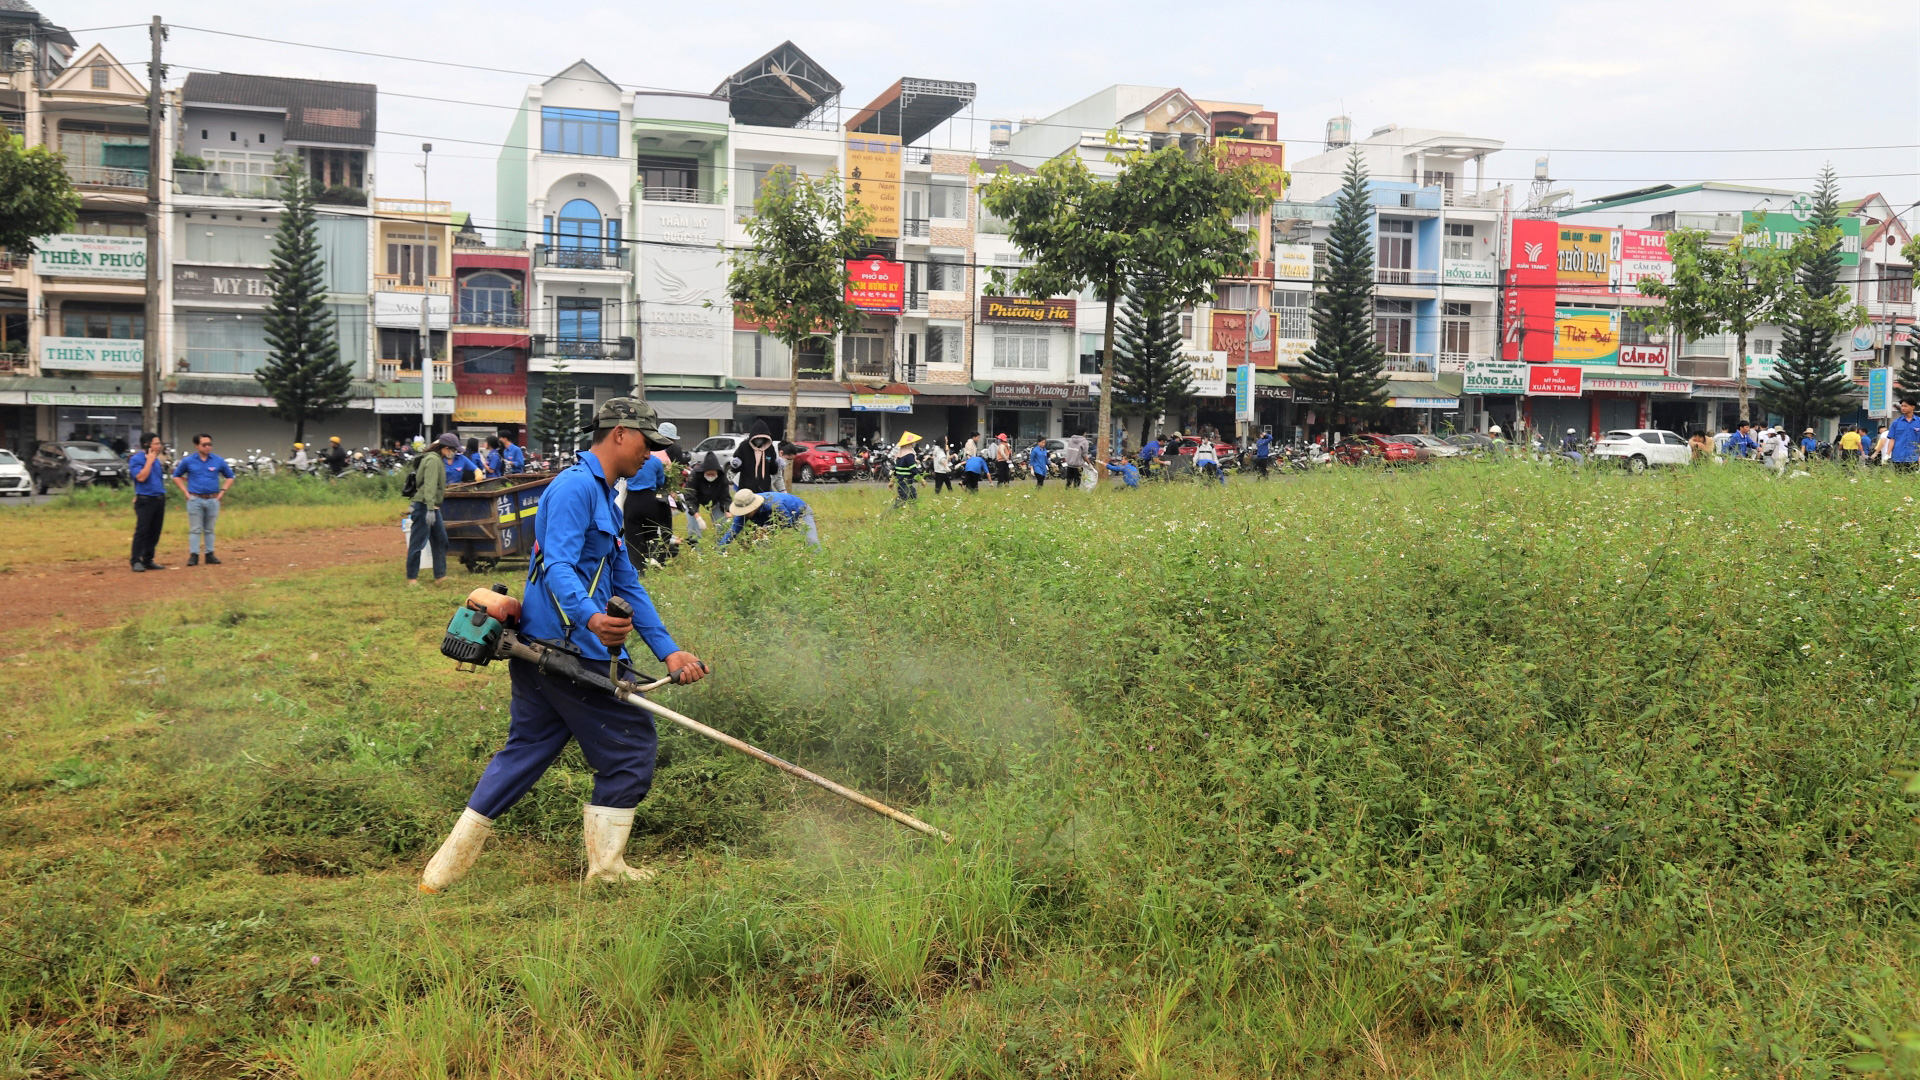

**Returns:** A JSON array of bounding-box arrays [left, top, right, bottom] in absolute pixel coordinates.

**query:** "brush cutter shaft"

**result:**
[[612, 686, 955, 843]]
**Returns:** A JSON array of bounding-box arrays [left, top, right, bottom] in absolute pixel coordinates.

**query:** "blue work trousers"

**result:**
[[466, 657, 660, 816]]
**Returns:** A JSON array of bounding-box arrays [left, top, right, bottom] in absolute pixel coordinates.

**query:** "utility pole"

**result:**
[[418, 142, 433, 437], [142, 16, 166, 437]]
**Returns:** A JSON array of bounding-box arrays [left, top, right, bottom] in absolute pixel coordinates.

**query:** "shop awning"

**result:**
[[1385, 380, 1460, 409], [453, 393, 526, 423]]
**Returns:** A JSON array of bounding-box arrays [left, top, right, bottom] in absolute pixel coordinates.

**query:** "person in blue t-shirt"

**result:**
[[1800, 428, 1820, 458], [171, 433, 234, 565], [1887, 399, 1920, 472], [1727, 422, 1758, 459], [960, 452, 989, 493], [1253, 431, 1273, 479], [1106, 458, 1140, 488], [1028, 441, 1050, 488], [485, 437, 508, 479], [718, 488, 818, 549], [128, 432, 169, 572], [503, 438, 527, 474], [1140, 436, 1162, 478]]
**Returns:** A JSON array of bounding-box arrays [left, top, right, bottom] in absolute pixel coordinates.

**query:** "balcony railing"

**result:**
[[375, 197, 454, 217], [904, 290, 927, 312], [1376, 268, 1438, 286], [1441, 188, 1502, 209], [376, 360, 454, 382], [902, 217, 930, 238], [639, 185, 719, 205], [529, 335, 635, 361], [533, 244, 629, 271], [454, 309, 528, 328], [845, 359, 892, 379], [1382, 352, 1436, 374], [174, 169, 282, 199], [1438, 351, 1473, 371], [67, 163, 147, 189], [374, 274, 452, 295], [734, 204, 756, 225], [0, 353, 27, 374]]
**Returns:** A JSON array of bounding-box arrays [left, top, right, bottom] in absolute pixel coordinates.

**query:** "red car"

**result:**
[[1331, 433, 1419, 465], [1169, 436, 1237, 458], [789, 441, 858, 483]]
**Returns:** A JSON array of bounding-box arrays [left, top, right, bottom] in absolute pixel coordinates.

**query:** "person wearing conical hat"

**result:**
[[891, 431, 923, 507], [717, 487, 819, 549]]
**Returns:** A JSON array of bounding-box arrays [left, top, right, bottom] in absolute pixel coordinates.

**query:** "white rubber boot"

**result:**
[[583, 804, 656, 883], [419, 808, 493, 894]]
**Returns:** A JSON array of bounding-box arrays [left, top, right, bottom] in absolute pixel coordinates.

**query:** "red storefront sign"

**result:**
[[1527, 364, 1584, 396], [1209, 310, 1281, 370], [1504, 219, 1558, 361], [1617, 344, 1668, 367], [845, 258, 904, 312]]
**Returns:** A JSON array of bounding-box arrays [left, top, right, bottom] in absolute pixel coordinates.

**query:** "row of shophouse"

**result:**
[[1, 7, 1912, 455]]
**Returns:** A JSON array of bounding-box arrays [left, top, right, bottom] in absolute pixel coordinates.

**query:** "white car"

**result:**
[[1594, 429, 1692, 472], [0, 449, 30, 496]]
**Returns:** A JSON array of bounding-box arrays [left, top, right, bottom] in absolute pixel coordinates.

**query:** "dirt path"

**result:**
[[2, 523, 405, 635]]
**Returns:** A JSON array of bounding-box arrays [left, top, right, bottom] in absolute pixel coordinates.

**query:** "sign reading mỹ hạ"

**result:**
[[33, 234, 146, 280], [1464, 359, 1527, 395], [1527, 364, 1584, 397], [845, 259, 905, 312], [42, 336, 142, 373], [980, 297, 1075, 325]]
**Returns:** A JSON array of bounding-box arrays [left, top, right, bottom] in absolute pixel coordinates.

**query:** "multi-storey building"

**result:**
[[497, 60, 636, 439], [20, 42, 152, 451], [449, 226, 531, 441], [0, 1, 74, 451], [170, 72, 385, 447], [1276, 121, 1509, 437], [1551, 180, 1911, 438]]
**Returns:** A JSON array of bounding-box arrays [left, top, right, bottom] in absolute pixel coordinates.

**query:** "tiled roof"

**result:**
[[181, 72, 376, 146]]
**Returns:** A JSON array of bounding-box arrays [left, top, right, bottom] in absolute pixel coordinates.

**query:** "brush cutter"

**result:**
[[442, 585, 953, 843]]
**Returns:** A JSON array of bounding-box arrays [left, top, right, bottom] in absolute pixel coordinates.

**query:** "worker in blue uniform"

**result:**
[[420, 398, 709, 893]]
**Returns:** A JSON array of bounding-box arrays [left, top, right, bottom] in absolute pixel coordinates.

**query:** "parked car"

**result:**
[[788, 441, 858, 483], [1331, 433, 1420, 465], [1446, 433, 1496, 452], [0, 448, 31, 496], [1391, 433, 1468, 460], [29, 440, 129, 492], [1592, 429, 1693, 472]]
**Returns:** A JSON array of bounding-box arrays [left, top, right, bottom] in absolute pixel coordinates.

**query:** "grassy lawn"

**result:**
[[3, 466, 1917, 1078]]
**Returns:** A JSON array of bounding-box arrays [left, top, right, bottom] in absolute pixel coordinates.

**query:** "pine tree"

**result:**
[[1898, 349, 1920, 400], [254, 164, 351, 444], [1290, 150, 1387, 429], [1111, 271, 1194, 426], [534, 364, 578, 457], [1758, 164, 1855, 430]]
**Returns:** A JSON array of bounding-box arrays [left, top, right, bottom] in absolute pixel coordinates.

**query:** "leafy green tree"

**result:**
[[1757, 166, 1867, 430], [0, 131, 80, 254], [980, 141, 1283, 463], [1637, 225, 1801, 422], [1289, 150, 1388, 430], [254, 166, 351, 444], [726, 165, 874, 439], [534, 363, 578, 457], [1111, 270, 1193, 432]]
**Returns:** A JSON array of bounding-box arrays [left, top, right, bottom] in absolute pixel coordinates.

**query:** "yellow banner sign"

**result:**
[[846, 134, 901, 238], [1553, 307, 1621, 364], [1555, 227, 1614, 286]]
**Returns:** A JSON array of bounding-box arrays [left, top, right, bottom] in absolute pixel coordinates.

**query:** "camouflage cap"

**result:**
[[589, 397, 672, 443]]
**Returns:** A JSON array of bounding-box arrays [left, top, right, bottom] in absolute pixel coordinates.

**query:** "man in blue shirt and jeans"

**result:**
[[1887, 398, 1920, 473], [127, 432, 168, 572], [171, 433, 234, 566], [420, 398, 709, 894]]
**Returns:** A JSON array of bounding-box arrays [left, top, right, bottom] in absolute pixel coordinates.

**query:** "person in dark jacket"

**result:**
[[325, 436, 350, 476], [684, 451, 732, 543], [732, 420, 782, 493], [622, 446, 671, 568]]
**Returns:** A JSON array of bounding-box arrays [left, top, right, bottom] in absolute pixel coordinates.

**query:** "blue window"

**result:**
[[459, 272, 518, 322], [541, 108, 621, 157], [556, 297, 601, 343], [558, 199, 603, 249]]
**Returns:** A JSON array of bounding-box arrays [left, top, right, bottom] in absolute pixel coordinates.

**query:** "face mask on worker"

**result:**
[[703, 471, 718, 482]]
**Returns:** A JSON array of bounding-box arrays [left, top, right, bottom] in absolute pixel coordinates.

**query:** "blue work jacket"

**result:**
[[520, 451, 679, 664]]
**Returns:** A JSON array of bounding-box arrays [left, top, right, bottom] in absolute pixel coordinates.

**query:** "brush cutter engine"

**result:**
[[441, 583, 520, 669]]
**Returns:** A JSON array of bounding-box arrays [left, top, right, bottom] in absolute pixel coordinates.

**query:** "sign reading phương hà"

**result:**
[[34, 234, 147, 280], [42, 336, 143, 373], [1463, 359, 1527, 394]]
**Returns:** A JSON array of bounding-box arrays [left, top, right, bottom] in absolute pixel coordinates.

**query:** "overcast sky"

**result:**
[[76, 0, 1920, 236]]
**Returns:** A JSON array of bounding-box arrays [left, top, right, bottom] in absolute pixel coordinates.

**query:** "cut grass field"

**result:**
[[3, 465, 1918, 1078]]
